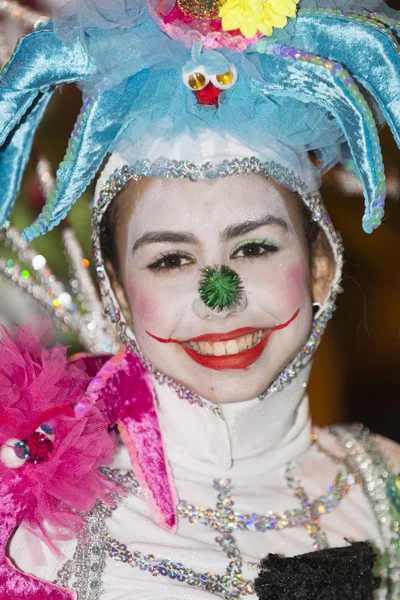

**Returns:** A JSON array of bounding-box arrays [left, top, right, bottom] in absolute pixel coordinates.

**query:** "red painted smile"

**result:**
[[146, 309, 300, 371]]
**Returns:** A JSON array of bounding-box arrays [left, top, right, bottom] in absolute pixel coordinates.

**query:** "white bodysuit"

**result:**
[[10, 365, 400, 599]]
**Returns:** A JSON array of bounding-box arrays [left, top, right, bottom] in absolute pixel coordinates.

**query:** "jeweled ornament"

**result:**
[[387, 474, 400, 513], [216, 70, 234, 86], [177, 0, 222, 20], [25, 430, 54, 464], [188, 72, 207, 90], [199, 265, 243, 311]]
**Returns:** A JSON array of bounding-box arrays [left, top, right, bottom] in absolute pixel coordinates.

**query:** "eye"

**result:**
[[0, 426, 55, 469], [38, 423, 55, 442], [148, 252, 195, 272], [211, 65, 238, 90], [0, 438, 30, 468], [231, 240, 280, 259], [182, 70, 210, 90]]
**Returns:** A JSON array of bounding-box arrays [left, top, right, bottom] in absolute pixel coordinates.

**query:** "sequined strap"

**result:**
[[330, 424, 400, 598]]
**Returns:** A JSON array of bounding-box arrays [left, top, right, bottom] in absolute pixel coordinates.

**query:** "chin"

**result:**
[[195, 379, 272, 404], [165, 356, 284, 405]]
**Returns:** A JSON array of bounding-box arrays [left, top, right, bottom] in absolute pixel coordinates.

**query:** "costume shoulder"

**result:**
[[374, 433, 400, 472], [315, 424, 400, 471]]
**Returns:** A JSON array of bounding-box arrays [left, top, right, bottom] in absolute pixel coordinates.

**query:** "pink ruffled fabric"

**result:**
[[0, 324, 177, 597], [0, 322, 117, 541]]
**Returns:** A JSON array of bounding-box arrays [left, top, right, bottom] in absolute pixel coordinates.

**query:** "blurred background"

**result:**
[[0, 1, 399, 442]]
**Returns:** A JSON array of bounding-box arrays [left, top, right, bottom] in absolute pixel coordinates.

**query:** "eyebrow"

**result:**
[[222, 215, 290, 241], [132, 215, 290, 254], [132, 231, 197, 254]]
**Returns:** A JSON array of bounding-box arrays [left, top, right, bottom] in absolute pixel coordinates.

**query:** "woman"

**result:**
[[0, 0, 400, 598]]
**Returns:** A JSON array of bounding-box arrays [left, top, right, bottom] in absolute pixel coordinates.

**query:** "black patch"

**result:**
[[254, 541, 380, 600]]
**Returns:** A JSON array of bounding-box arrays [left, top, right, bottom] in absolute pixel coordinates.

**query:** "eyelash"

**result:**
[[230, 239, 280, 259], [147, 252, 194, 272], [147, 240, 280, 273]]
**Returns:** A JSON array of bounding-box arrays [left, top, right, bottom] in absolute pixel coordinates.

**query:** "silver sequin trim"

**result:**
[[53, 501, 117, 599], [97, 455, 355, 599], [331, 424, 400, 598]]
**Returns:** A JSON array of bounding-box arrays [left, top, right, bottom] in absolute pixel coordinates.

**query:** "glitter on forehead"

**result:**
[[92, 159, 344, 413]]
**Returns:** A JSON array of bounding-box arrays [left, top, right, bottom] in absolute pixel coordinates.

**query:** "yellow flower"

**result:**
[[219, 0, 299, 38]]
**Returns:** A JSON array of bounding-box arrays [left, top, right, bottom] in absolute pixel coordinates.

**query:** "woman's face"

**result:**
[[113, 174, 320, 403]]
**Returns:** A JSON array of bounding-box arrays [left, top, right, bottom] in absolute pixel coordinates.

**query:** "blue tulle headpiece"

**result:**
[[0, 0, 398, 239]]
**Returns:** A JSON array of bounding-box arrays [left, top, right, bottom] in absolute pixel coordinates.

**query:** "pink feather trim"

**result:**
[[0, 320, 117, 543]]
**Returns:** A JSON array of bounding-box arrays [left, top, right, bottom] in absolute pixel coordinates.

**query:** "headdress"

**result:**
[[0, 0, 398, 239], [0, 0, 398, 403]]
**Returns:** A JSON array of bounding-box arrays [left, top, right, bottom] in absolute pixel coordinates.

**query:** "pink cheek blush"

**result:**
[[280, 262, 309, 307], [128, 286, 160, 326]]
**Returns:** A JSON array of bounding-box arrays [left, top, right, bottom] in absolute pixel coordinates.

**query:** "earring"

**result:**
[[312, 301, 322, 316]]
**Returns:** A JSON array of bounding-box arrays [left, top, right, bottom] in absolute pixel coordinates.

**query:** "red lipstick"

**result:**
[[147, 327, 261, 345], [146, 309, 300, 371]]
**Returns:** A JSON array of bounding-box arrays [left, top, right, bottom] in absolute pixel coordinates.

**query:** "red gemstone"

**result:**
[[195, 83, 222, 106], [25, 432, 54, 464]]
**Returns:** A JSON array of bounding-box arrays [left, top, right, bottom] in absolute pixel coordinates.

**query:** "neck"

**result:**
[[152, 363, 312, 470]]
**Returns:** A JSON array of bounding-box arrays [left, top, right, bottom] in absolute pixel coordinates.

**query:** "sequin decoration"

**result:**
[[54, 442, 375, 599], [101, 454, 356, 598], [25, 430, 53, 464], [53, 500, 118, 600], [387, 475, 400, 513], [178, 468, 355, 552], [91, 159, 343, 414], [177, 0, 221, 20], [331, 424, 400, 598]]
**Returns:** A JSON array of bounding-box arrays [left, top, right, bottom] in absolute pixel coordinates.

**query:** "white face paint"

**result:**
[[115, 174, 314, 403]]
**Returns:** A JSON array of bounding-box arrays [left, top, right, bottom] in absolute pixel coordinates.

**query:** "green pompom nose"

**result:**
[[198, 265, 244, 312]]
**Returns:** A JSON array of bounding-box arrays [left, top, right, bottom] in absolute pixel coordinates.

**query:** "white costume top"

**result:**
[[10, 363, 400, 599]]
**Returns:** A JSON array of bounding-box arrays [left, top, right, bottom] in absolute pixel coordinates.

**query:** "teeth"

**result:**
[[213, 342, 225, 356], [238, 336, 247, 352], [188, 330, 264, 357], [226, 340, 239, 355], [204, 342, 213, 355]]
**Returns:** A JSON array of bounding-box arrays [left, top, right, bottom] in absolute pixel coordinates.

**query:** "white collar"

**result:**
[[152, 363, 312, 471]]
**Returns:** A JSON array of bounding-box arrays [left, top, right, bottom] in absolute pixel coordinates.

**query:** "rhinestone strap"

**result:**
[[330, 424, 400, 598], [101, 459, 356, 598], [106, 532, 255, 600], [53, 501, 118, 600], [178, 467, 355, 552]]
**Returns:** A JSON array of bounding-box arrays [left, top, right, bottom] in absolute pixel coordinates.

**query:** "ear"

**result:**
[[311, 231, 335, 305], [105, 259, 133, 329]]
